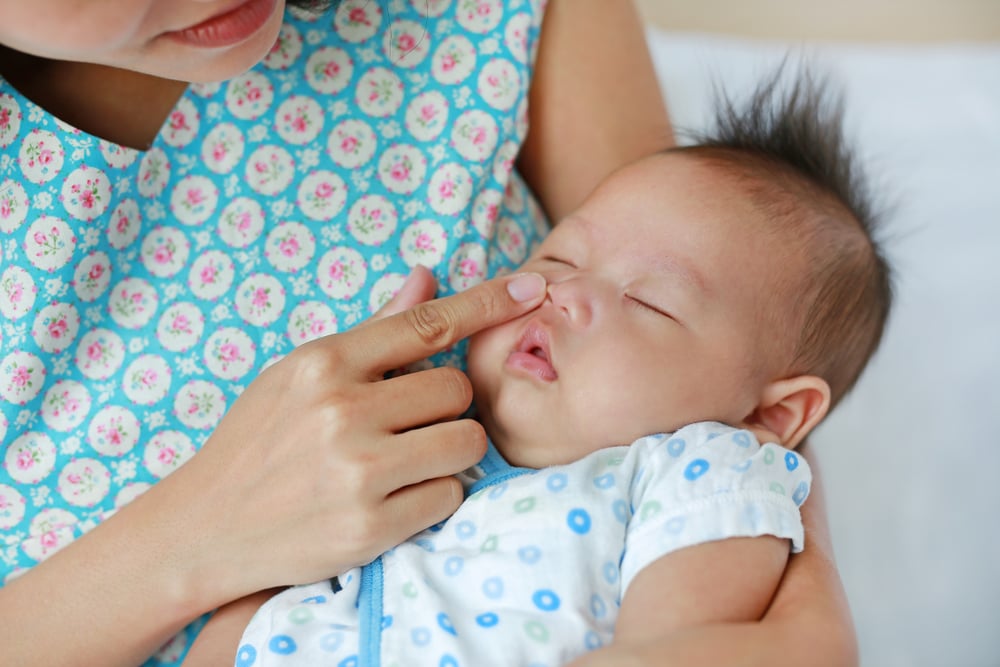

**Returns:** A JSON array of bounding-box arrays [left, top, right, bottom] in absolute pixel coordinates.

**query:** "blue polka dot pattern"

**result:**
[[567, 508, 592, 534], [683, 458, 710, 481], [237, 422, 811, 665], [268, 635, 296, 655], [531, 589, 561, 612], [236, 645, 257, 667], [476, 612, 499, 628]]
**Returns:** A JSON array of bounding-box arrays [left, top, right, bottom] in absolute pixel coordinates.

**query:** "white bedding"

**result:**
[[646, 30, 1000, 667]]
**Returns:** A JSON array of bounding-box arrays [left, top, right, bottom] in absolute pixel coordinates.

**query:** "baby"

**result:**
[[186, 69, 891, 667]]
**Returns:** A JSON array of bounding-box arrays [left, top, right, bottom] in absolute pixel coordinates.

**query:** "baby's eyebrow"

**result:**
[[649, 253, 709, 297]]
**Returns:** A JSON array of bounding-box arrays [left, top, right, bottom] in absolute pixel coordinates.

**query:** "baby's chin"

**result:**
[[491, 431, 591, 470]]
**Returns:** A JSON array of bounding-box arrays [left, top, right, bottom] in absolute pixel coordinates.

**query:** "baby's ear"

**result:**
[[742, 376, 831, 449]]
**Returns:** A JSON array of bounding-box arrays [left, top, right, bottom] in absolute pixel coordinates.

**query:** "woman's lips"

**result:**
[[165, 0, 279, 49], [506, 323, 558, 382]]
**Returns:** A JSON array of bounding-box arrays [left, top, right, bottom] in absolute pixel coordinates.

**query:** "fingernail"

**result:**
[[506, 273, 546, 302]]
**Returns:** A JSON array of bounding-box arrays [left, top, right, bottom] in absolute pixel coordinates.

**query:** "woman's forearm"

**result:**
[[518, 0, 674, 222], [0, 462, 224, 667], [761, 442, 859, 666]]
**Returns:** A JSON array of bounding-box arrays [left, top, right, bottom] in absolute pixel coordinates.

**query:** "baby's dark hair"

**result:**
[[674, 64, 893, 409]]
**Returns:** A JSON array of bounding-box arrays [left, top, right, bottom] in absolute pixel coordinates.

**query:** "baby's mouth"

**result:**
[[506, 323, 558, 381]]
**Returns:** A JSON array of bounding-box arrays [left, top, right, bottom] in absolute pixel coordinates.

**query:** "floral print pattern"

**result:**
[[0, 2, 547, 664]]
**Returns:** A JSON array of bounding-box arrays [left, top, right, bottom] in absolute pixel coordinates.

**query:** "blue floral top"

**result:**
[[0, 1, 547, 662]]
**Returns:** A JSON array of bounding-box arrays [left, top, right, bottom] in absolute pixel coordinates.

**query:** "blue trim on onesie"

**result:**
[[467, 439, 535, 496], [359, 556, 384, 667], [357, 440, 531, 665]]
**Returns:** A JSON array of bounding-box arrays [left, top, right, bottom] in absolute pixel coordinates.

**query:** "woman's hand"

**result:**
[[0, 270, 547, 667], [177, 269, 549, 594]]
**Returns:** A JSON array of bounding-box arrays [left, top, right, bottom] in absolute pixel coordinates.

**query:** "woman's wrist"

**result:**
[[0, 465, 222, 667]]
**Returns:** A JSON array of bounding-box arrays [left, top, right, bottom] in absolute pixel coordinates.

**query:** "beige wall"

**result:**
[[635, 0, 1000, 42]]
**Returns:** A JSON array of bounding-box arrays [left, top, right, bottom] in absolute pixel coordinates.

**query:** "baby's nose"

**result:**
[[546, 277, 595, 327]]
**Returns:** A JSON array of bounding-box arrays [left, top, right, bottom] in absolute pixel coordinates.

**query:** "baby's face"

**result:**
[[468, 153, 800, 468], [0, 0, 285, 82]]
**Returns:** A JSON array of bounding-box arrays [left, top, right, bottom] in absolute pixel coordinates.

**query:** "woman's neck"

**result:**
[[0, 46, 187, 150]]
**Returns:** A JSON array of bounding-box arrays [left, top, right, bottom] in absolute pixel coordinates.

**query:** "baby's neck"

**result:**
[[0, 47, 186, 150]]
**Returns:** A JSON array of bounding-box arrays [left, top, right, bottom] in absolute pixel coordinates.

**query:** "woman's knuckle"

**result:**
[[405, 303, 456, 348], [438, 367, 472, 403]]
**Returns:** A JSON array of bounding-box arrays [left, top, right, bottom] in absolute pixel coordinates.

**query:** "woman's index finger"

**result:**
[[340, 273, 547, 377]]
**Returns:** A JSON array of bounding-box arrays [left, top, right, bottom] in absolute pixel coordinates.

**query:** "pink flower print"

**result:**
[[33, 231, 47, 245], [0, 199, 10, 219], [87, 341, 104, 361], [186, 188, 205, 207], [154, 245, 173, 264], [415, 232, 433, 251], [220, 342, 240, 363], [169, 111, 188, 131], [441, 54, 456, 72], [38, 148, 53, 165], [116, 214, 130, 234], [48, 318, 68, 339], [329, 261, 345, 281], [236, 212, 252, 232], [398, 33, 416, 51], [486, 203, 499, 222], [477, 2, 491, 16], [324, 61, 341, 78], [291, 115, 308, 133], [141, 368, 158, 387], [247, 86, 262, 102], [315, 182, 334, 199], [212, 142, 227, 162], [107, 428, 123, 446], [79, 189, 95, 209], [10, 283, 23, 303], [16, 449, 33, 470], [130, 291, 144, 304], [252, 287, 269, 308], [279, 237, 299, 257], [158, 447, 176, 464], [487, 75, 499, 87], [67, 472, 81, 484], [471, 127, 486, 145], [200, 265, 217, 284], [254, 161, 268, 174], [459, 258, 479, 278], [12, 366, 31, 387], [341, 136, 358, 153], [420, 105, 437, 122], [390, 162, 409, 181], [310, 319, 327, 336], [40, 531, 58, 549], [439, 180, 454, 198], [349, 7, 370, 25], [172, 313, 191, 334], [88, 264, 104, 281], [0, 107, 9, 130]]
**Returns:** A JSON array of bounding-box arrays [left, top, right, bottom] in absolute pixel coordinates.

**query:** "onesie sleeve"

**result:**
[[619, 421, 812, 595]]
